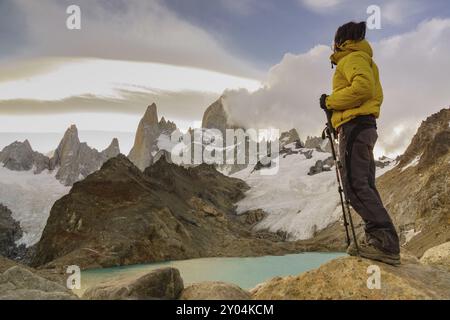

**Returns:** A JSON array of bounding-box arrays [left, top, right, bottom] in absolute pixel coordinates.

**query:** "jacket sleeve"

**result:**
[[326, 54, 375, 111]]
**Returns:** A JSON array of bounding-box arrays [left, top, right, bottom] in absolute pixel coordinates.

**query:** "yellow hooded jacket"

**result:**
[[326, 39, 383, 129]]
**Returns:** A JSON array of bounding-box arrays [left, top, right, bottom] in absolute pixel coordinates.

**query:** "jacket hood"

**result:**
[[330, 39, 373, 65]]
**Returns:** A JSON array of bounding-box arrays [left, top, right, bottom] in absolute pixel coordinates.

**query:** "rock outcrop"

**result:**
[[377, 108, 450, 257], [51, 125, 120, 186], [251, 256, 450, 300], [0, 204, 22, 259], [375, 156, 395, 169], [0, 140, 50, 174], [279, 129, 302, 148], [0, 265, 77, 300], [420, 242, 450, 272], [180, 282, 251, 300], [31, 154, 311, 270], [83, 267, 183, 300], [308, 157, 334, 176], [128, 104, 178, 170], [304, 136, 332, 153], [0, 256, 77, 300]]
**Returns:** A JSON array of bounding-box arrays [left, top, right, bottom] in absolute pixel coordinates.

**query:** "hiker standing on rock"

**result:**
[[320, 21, 401, 265]]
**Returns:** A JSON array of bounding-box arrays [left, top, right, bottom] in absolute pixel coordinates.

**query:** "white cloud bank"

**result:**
[[0, 58, 260, 102], [223, 19, 450, 157]]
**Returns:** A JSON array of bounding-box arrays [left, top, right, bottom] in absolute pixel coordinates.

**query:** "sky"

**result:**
[[1, 0, 450, 156]]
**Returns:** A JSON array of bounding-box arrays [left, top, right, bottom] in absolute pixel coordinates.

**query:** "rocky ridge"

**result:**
[[251, 255, 450, 300], [377, 108, 450, 256], [0, 125, 120, 186], [50, 125, 121, 186]]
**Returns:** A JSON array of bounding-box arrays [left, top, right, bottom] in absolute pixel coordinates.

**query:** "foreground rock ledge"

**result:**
[[180, 282, 251, 300], [0, 266, 77, 300], [420, 242, 450, 272], [83, 267, 183, 300], [251, 256, 450, 300]]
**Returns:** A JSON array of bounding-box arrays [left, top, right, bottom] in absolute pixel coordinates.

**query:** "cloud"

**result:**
[[9, 0, 261, 78], [219, 0, 260, 16], [298, 0, 349, 13], [223, 18, 450, 157], [382, 0, 426, 25], [0, 89, 216, 117], [0, 58, 260, 102], [298, 0, 426, 27]]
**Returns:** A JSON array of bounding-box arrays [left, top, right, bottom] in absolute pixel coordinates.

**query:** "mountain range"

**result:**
[[0, 98, 448, 275]]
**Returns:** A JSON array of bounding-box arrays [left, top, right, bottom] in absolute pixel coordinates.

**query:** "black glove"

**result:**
[[320, 94, 328, 110]]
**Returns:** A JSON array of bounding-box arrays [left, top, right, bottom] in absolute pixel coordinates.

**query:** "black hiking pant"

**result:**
[[338, 116, 400, 254]]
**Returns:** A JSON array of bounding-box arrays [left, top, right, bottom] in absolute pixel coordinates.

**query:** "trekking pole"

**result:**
[[320, 99, 359, 255]]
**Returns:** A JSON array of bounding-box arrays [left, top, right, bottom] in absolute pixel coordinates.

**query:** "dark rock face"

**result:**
[[398, 108, 450, 169], [0, 140, 50, 174], [375, 156, 394, 169], [0, 205, 22, 259], [418, 129, 450, 170], [31, 154, 329, 270], [237, 209, 266, 226], [308, 157, 334, 176], [31, 154, 302, 269], [83, 267, 184, 300]]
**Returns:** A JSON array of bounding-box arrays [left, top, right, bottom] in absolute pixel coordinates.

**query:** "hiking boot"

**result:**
[[346, 240, 401, 266]]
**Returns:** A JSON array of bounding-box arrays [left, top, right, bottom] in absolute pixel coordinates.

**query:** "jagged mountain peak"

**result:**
[[129, 104, 178, 171], [56, 125, 80, 150], [142, 103, 159, 125], [64, 124, 79, 138], [202, 97, 231, 134], [101, 138, 121, 159], [97, 154, 142, 179], [49, 125, 122, 186], [0, 140, 50, 173]]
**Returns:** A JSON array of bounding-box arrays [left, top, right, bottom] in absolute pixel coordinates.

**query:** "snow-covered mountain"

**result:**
[[232, 142, 342, 240], [231, 139, 396, 241]]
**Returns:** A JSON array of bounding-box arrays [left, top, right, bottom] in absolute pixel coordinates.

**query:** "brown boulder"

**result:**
[[83, 267, 183, 300]]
